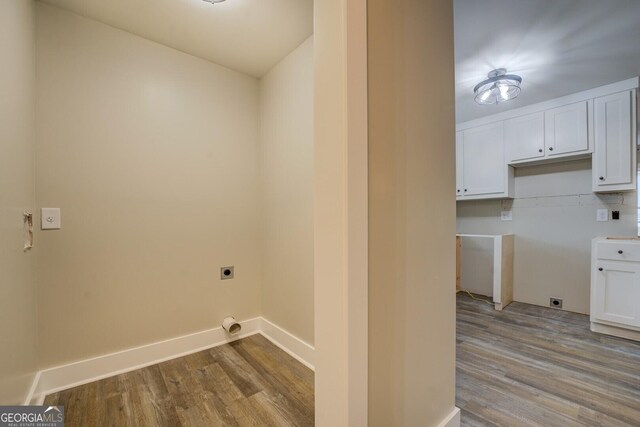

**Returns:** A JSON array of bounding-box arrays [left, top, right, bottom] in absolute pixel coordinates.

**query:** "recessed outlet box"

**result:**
[[549, 297, 563, 309], [500, 210, 513, 221], [596, 209, 608, 222], [220, 266, 234, 280]]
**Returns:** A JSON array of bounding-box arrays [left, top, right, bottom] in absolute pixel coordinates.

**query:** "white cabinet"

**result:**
[[456, 79, 638, 199], [506, 105, 594, 165], [505, 112, 545, 163], [591, 238, 640, 341], [455, 131, 463, 198], [462, 123, 505, 196], [593, 90, 636, 192], [456, 123, 514, 200], [593, 261, 640, 327], [544, 100, 592, 156]]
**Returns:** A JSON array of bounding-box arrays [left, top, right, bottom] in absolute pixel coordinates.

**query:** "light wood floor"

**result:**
[[457, 293, 640, 426], [44, 334, 314, 427]]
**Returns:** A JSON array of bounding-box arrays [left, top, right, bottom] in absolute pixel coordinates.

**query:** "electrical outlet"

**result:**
[[596, 209, 608, 222], [549, 297, 563, 309], [220, 266, 234, 280], [500, 210, 513, 221]]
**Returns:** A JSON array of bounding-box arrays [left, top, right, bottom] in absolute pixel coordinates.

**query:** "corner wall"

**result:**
[[368, 0, 458, 425], [259, 37, 314, 345], [457, 160, 637, 313], [35, 4, 262, 368], [0, 0, 38, 404], [314, 0, 370, 424]]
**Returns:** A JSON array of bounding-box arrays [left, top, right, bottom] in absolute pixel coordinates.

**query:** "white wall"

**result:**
[[0, 0, 38, 404], [259, 37, 314, 345], [368, 0, 458, 425], [457, 159, 637, 313], [35, 3, 262, 368]]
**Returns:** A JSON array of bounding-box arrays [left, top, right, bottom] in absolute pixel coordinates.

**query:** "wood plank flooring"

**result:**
[[457, 293, 640, 427], [44, 334, 314, 427]]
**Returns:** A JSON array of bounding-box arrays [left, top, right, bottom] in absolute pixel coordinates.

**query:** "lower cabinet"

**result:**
[[592, 261, 640, 328], [591, 238, 640, 339]]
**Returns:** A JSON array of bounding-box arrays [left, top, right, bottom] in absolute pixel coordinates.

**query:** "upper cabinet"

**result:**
[[456, 78, 638, 201], [593, 91, 636, 192], [455, 131, 463, 198], [456, 123, 514, 200], [544, 100, 592, 156], [505, 112, 545, 163], [506, 102, 592, 165]]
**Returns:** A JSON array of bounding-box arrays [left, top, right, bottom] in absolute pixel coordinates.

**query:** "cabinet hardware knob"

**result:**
[[599, 176, 605, 181], [598, 267, 603, 271], [548, 147, 554, 151], [618, 250, 624, 254], [457, 189, 460, 193], [538, 149, 543, 153], [464, 189, 468, 192]]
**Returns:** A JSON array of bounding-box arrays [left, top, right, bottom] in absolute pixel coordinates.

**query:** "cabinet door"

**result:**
[[594, 91, 633, 188], [593, 261, 640, 328], [505, 112, 545, 163], [461, 122, 504, 196], [455, 131, 463, 198], [545, 101, 589, 156]]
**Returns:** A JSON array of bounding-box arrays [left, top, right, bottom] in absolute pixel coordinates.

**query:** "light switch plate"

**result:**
[[41, 208, 61, 230], [596, 209, 608, 222], [500, 210, 513, 221]]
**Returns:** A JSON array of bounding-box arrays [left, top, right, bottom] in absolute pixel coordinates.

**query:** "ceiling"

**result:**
[[39, 0, 313, 78], [455, 0, 640, 123]]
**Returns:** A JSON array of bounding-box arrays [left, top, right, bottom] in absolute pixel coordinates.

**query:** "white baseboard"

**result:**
[[23, 371, 40, 406], [259, 317, 315, 370], [26, 317, 315, 405], [591, 322, 640, 342], [437, 407, 461, 427]]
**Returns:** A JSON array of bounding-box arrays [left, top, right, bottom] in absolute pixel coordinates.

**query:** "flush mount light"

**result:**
[[202, 0, 226, 4], [474, 68, 522, 105]]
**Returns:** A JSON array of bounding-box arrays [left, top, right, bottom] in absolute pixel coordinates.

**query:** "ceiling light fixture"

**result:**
[[474, 68, 522, 105], [202, 0, 226, 4]]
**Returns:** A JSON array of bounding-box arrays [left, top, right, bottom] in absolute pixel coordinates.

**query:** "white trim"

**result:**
[[457, 77, 639, 131], [27, 317, 315, 404], [33, 391, 45, 406], [259, 318, 315, 370], [591, 321, 640, 341], [32, 317, 261, 402], [437, 407, 461, 427], [23, 371, 40, 405], [493, 235, 503, 306], [456, 233, 514, 238]]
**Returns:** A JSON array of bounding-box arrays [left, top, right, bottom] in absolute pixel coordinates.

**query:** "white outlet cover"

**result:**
[[41, 208, 61, 230], [596, 209, 608, 222], [500, 210, 513, 221]]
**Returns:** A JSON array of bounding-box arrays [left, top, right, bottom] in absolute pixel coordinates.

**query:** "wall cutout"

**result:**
[[23, 212, 33, 250]]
